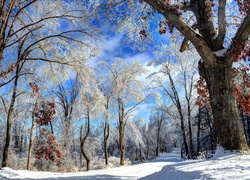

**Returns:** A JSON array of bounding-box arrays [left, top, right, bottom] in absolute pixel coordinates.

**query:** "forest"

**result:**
[[0, 0, 250, 173]]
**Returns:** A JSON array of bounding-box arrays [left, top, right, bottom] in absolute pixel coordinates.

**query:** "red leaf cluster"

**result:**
[[159, 20, 167, 34], [232, 40, 248, 62], [194, 77, 211, 110], [234, 66, 250, 115], [139, 29, 147, 40], [204, 0, 215, 18], [236, 0, 250, 15], [1, 64, 15, 80], [157, 0, 182, 16], [34, 130, 63, 162], [29, 82, 39, 96], [35, 101, 56, 126]]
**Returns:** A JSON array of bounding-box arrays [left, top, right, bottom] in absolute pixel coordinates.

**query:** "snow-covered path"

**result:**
[[1, 148, 250, 180]]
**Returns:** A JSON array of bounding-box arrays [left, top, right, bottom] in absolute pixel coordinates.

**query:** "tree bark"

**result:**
[[118, 98, 125, 166], [180, 115, 189, 158], [103, 100, 110, 166], [2, 63, 20, 167], [80, 110, 91, 171], [144, 0, 250, 151], [196, 107, 201, 154], [104, 121, 109, 165], [187, 112, 194, 157], [119, 122, 125, 165], [202, 57, 248, 150], [156, 126, 160, 157], [27, 96, 39, 170]]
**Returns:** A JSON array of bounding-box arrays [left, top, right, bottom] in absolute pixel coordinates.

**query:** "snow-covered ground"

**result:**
[[1, 148, 250, 180]]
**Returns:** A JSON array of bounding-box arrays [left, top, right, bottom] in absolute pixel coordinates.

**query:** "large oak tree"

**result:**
[[142, 0, 250, 150], [100, 0, 249, 150]]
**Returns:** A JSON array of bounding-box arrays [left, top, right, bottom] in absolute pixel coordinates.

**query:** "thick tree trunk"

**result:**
[[203, 57, 248, 150]]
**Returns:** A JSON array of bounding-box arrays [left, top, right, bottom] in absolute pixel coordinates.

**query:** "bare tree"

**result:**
[[149, 108, 167, 157]]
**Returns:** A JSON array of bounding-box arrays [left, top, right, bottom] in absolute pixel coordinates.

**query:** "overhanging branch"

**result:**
[[227, 8, 250, 62], [144, 0, 216, 67]]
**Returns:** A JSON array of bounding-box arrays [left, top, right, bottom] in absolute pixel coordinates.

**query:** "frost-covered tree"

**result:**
[[53, 75, 80, 168], [125, 118, 145, 161], [149, 44, 198, 158], [100, 58, 149, 165], [79, 84, 104, 171], [0, 0, 98, 83], [149, 108, 167, 157], [1, 0, 98, 167], [98, 77, 115, 166]]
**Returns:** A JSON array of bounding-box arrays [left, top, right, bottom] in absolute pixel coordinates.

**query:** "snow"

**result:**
[[1, 148, 250, 180], [213, 48, 228, 57]]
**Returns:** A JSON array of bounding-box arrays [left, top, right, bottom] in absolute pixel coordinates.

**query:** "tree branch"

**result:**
[[6, 0, 37, 42], [0, 0, 15, 40], [215, 0, 226, 49], [227, 8, 250, 63], [123, 93, 152, 118], [144, 0, 216, 67]]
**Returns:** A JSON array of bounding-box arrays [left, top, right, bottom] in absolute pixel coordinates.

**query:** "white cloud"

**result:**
[[101, 35, 123, 52]]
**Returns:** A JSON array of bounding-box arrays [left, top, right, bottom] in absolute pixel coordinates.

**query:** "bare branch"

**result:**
[[215, 0, 227, 48], [6, 0, 37, 41], [0, 0, 15, 40], [123, 93, 152, 118], [0, 72, 33, 88]]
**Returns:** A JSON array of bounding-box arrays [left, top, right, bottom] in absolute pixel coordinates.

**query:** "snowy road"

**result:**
[[1, 148, 250, 180], [0, 149, 181, 180]]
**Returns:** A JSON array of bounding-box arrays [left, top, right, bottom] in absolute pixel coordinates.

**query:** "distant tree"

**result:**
[[2, 62, 23, 167], [149, 108, 167, 157], [149, 44, 198, 158], [125, 118, 145, 161], [100, 58, 149, 165], [194, 106, 215, 154], [27, 82, 40, 170], [98, 80, 113, 166], [79, 86, 104, 171], [53, 75, 80, 168]]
